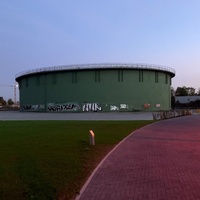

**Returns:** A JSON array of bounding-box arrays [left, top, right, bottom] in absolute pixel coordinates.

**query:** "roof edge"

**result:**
[[15, 63, 176, 80]]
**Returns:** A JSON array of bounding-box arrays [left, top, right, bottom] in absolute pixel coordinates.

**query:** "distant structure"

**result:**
[[15, 63, 175, 112], [0, 84, 18, 104], [175, 96, 200, 104]]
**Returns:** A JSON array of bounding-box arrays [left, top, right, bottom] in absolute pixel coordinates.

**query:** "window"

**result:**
[[72, 72, 77, 83], [95, 70, 100, 82], [165, 74, 168, 84], [52, 73, 57, 84], [19, 81, 22, 89], [37, 75, 40, 86], [118, 70, 123, 82], [139, 70, 144, 82], [26, 77, 29, 87], [155, 72, 159, 83]]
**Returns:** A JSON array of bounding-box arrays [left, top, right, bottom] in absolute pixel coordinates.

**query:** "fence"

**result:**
[[152, 110, 192, 120]]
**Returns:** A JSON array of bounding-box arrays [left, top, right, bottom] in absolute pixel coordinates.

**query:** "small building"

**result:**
[[175, 96, 200, 104]]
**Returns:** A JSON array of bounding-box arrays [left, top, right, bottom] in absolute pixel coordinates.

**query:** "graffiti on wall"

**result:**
[[47, 102, 80, 112], [20, 102, 133, 112], [83, 103, 102, 112], [143, 103, 151, 108], [110, 104, 129, 111], [110, 105, 119, 111], [21, 105, 32, 111], [120, 104, 129, 110], [21, 104, 45, 111]]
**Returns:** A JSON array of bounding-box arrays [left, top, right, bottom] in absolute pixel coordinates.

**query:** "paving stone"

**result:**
[[76, 115, 200, 200]]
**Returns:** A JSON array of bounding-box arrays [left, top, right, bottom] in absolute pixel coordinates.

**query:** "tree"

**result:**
[[0, 97, 6, 106], [187, 87, 196, 95], [171, 87, 175, 109], [175, 86, 188, 96], [175, 86, 196, 96], [7, 98, 14, 106], [197, 88, 200, 95]]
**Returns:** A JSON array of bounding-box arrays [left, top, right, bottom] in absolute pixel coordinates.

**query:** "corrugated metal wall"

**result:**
[[17, 69, 172, 112]]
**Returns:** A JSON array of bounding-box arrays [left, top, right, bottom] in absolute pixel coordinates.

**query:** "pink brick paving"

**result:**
[[76, 114, 200, 200]]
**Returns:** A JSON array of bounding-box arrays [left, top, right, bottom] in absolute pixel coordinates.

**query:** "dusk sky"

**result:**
[[1, 0, 200, 101]]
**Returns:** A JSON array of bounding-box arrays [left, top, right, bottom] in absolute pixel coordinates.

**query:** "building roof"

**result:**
[[175, 96, 200, 103], [15, 63, 176, 80]]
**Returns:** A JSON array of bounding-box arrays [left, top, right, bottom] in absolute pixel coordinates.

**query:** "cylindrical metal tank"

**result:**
[[15, 63, 175, 112]]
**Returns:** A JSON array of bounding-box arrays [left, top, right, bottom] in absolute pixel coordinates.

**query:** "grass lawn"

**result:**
[[0, 120, 153, 200]]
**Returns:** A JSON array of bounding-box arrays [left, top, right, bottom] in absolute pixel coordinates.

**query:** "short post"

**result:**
[[89, 130, 95, 146]]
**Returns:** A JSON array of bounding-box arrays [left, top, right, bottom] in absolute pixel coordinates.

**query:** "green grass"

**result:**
[[0, 120, 153, 200]]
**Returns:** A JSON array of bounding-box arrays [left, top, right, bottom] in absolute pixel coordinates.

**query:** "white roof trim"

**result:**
[[15, 63, 175, 79]]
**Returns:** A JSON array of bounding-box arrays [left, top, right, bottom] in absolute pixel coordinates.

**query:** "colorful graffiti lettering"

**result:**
[[83, 103, 102, 112], [143, 103, 151, 108]]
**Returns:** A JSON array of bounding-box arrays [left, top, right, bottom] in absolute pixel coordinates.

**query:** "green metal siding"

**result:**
[[18, 69, 173, 112]]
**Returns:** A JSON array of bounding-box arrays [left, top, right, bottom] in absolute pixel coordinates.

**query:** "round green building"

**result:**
[[15, 63, 175, 112]]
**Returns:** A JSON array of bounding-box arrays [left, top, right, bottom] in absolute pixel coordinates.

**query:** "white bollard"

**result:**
[[89, 130, 95, 146]]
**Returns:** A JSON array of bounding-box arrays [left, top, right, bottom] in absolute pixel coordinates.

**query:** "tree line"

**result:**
[[0, 97, 14, 107], [172, 86, 200, 96]]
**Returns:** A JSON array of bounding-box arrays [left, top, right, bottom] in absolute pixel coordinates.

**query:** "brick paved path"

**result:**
[[76, 114, 200, 200]]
